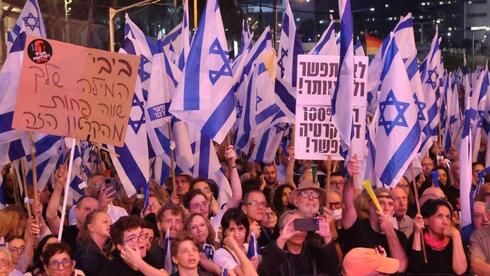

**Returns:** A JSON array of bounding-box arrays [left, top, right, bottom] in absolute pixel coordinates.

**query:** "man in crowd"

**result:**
[[241, 190, 268, 246], [341, 156, 408, 273], [258, 210, 340, 275], [393, 185, 413, 238], [470, 211, 490, 274], [148, 203, 185, 271], [261, 163, 279, 201], [330, 172, 346, 193], [46, 166, 99, 252], [473, 201, 490, 230]]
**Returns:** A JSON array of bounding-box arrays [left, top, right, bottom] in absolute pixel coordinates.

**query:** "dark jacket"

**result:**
[[258, 238, 341, 276], [75, 238, 109, 276]]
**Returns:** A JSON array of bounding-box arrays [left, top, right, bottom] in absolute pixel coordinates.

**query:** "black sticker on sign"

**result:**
[[27, 38, 52, 64]]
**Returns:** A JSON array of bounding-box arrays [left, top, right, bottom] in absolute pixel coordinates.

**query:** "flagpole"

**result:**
[[28, 132, 39, 226], [58, 138, 77, 241], [10, 163, 21, 206], [19, 159, 32, 218], [108, 0, 160, 52], [167, 122, 177, 198], [193, 0, 198, 30], [325, 156, 332, 208], [410, 166, 428, 263]]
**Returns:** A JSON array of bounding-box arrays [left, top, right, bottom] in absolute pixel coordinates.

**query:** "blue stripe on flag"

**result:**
[[274, 81, 296, 115], [380, 125, 421, 185], [201, 88, 235, 139]]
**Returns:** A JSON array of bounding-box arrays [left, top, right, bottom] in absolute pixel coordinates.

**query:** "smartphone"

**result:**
[[104, 178, 118, 192], [293, 218, 319, 232]]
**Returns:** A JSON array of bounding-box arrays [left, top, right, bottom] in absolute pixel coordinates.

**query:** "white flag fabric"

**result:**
[[0, 0, 46, 144], [169, 0, 239, 143], [107, 16, 150, 196], [332, 0, 354, 150], [274, 0, 303, 121], [374, 34, 421, 187]]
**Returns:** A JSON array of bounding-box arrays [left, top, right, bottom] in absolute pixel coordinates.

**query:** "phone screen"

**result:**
[[293, 218, 319, 232]]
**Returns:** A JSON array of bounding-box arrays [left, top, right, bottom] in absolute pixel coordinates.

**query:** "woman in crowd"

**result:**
[[0, 206, 26, 241], [183, 214, 221, 275], [212, 208, 258, 276], [190, 179, 220, 217], [271, 184, 294, 218], [0, 247, 21, 276], [42, 243, 84, 276], [409, 199, 467, 274], [75, 210, 111, 276], [25, 234, 58, 276]]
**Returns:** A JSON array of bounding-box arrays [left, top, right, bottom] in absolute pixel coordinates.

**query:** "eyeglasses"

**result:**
[[8, 245, 25, 254], [300, 190, 320, 199], [122, 232, 149, 244], [48, 258, 72, 270], [245, 201, 267, 208], [328, 201, 342, 209], [191, 201, 209, 210]]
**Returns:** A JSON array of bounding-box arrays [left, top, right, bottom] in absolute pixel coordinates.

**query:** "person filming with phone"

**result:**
[[258, 209, 340, 275]]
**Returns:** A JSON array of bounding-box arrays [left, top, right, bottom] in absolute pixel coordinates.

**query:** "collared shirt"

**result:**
[[397, 215, 414, 238]]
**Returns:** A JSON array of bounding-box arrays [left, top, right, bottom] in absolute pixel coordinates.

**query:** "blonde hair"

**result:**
[[0, 247, 12, 265], [0, 206, 26, 241]]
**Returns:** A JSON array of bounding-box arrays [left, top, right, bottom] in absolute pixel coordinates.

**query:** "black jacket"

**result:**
[[258, 238, 341, 276]]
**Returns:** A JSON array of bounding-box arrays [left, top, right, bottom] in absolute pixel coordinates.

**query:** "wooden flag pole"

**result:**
[[325, 156, 332, 208], [10, 163, 21, 206], [28, 132, 39, 226], [58, 138, 77, 241], [19, 159, 32, 218], [410, 166, 428, 263], [193, 0, 198, 29]]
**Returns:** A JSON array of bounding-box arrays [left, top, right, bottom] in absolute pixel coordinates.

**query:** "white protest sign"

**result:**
[[295, 55, 368, 160]]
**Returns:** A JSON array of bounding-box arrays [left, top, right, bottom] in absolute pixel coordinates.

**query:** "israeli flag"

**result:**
[[419, 29, 442, 155], [355, 36, 365, 56], [234, 28, 281, 152], [274, 0, 303, 120], [460, 95, 475, 244], [189, 129, 232, 207], [308, 15, 338, 56], [374, 34, 421, 187], [332, 0, 354, 150], [163, 230, 173, 273], [107, 15, 149, 196], [170, 0, 239, 144], [447, 73, 462, 152], [0, 0, 46, 145], [246, 233, 260, 258], [251, 120, 289, 163], [178, 0, 191, 70], [161, 22, 183, 65], [469, 70, 488, 160], [7, 0, 46, 52]]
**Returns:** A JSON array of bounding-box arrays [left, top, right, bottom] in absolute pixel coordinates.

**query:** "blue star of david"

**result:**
[[22, 13, 40, 32], [277, 48, 288, 78], [208, 39, 232, 84], [139, 55, 151, 83], [425, 69, 439, 90], [236, 101, 243, 119], [413, 94, 426, 121], [378, 90, 410, 135], [128, 95, 145, 134], [275, 124, 288, 134]]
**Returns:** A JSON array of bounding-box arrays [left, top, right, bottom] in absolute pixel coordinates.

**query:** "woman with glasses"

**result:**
[[25, 234, 58, 276], [190, 179, 220, 217], [98, 215, 168, 276], [42, 243, 84, 276], [75, 210, 112, 276], [183, 214, 221, 275], [7, 237, 25, 272]]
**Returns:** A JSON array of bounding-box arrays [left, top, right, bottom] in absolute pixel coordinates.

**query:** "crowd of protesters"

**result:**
[[0, 141, 489, 276]]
